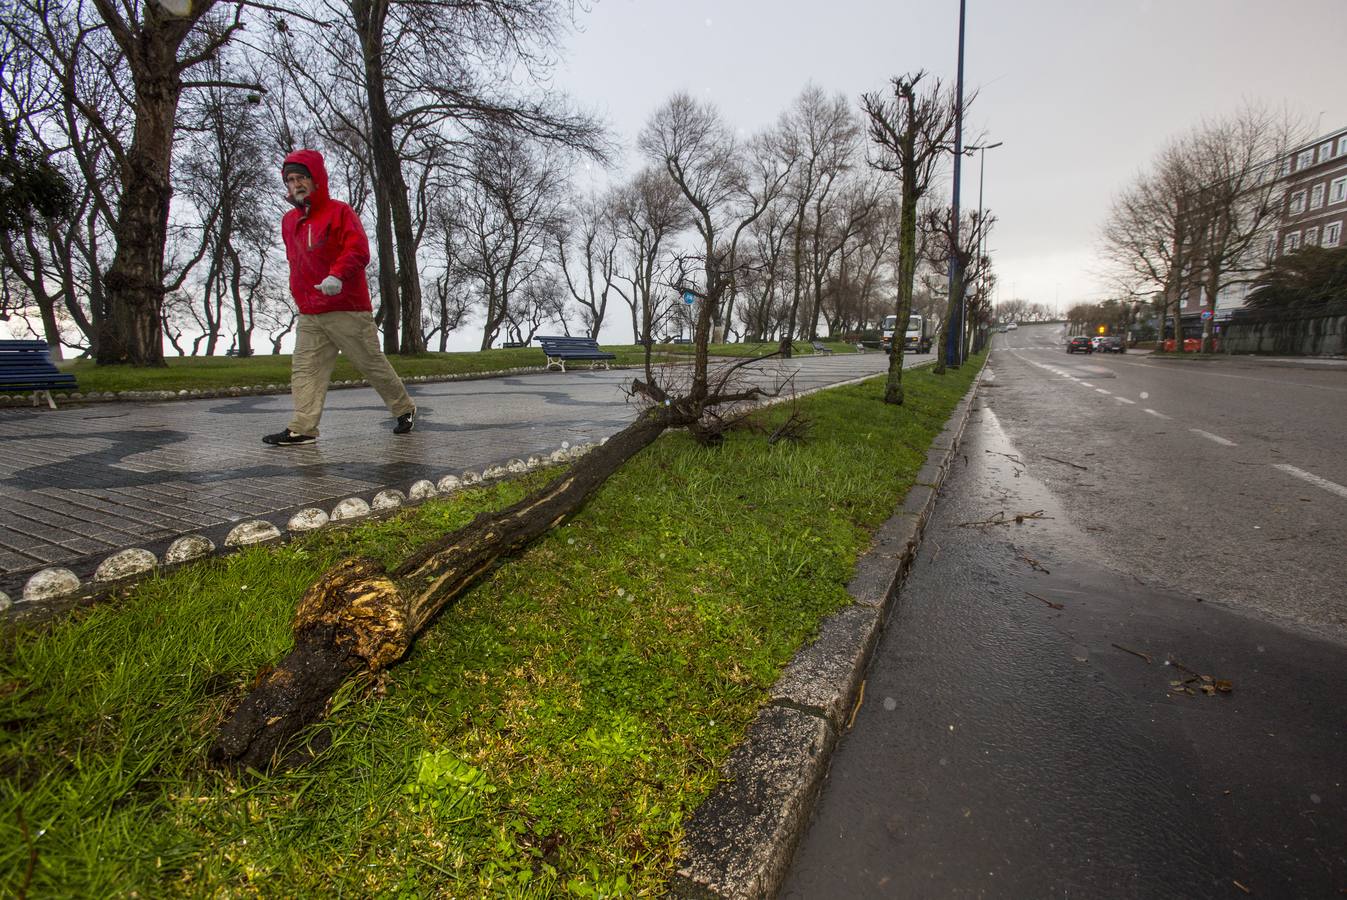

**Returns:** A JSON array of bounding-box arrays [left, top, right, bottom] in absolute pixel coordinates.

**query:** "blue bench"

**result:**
[[537, 336, 617, 373], [0, 339, 78, 409], [810, 340, 834, 355]]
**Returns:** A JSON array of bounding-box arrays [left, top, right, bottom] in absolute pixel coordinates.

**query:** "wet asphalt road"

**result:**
[[986, 324, 1347, 640], [782, 337, 1347, 898]]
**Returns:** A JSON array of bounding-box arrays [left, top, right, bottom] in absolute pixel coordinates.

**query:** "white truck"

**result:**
[[880, 313, 934, 354]]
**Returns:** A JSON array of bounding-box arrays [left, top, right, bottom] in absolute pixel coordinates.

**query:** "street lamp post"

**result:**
[[945, 0, 967, 368], [965, 140, 1002, 354]]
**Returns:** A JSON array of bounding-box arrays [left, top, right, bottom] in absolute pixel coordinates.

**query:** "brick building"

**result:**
[[1274, 126, 1347, 256], [1171, 125, 1347, 340]]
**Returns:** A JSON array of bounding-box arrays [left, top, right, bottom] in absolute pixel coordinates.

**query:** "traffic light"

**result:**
[[1097, 325, 1106, 334]]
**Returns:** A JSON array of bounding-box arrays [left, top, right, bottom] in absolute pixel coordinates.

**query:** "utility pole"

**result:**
[[945, 0, 967, 368]]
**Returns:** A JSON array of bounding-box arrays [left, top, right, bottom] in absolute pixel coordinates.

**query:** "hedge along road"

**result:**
[[0, 351, 932, 601]]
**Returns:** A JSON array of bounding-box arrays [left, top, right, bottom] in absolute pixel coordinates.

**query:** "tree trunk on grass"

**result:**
[[210, 406, 687, 772], [99, 77, 179, 367]]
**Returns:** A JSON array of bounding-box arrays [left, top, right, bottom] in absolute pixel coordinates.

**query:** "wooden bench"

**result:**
[[0, 339, 78, 409], [537, 336, 617, 372], [810, 340, 834, 355]]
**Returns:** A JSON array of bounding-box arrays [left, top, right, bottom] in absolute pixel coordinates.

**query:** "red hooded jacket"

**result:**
[[280, 149, 373, 315]]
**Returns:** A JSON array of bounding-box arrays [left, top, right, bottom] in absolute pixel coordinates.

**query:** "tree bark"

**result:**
[[353, 0, 401, 355], [98, 72, 178, 367], [356, 0, 424, 356], [884, 168, 918, 403]]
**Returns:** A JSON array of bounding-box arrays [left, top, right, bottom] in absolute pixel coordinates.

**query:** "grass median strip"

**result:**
[[56, 343, 853, 396], [2, 356, 980, 897]]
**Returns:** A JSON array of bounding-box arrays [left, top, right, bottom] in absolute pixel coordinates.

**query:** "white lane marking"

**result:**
[[1080, 382, 1093, 387], [1273, 464, 1347, 500], [1095, 388, 1111, 395], [1115, 397, 1136, 404], [1144, 408, 1170, 419], [1189, 428, 1237, 447], [1120, 362, 1347, 393]]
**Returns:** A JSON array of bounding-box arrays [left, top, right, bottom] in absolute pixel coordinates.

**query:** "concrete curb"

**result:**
[[670, 361, 985, 899]]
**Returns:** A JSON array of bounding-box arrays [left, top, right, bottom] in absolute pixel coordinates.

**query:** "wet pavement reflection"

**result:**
[[782, 396, 1347, 898]]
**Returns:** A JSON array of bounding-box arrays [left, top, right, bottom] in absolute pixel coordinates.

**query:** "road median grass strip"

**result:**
[[1, 355, 981, 897], [54, 343, 860, 396]]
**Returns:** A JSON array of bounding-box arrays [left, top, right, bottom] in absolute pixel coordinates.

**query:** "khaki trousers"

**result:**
[[288, 311, 415, 436]]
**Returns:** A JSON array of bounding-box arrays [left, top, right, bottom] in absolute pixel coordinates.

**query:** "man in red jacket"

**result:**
[[263, 148, 417, 446]]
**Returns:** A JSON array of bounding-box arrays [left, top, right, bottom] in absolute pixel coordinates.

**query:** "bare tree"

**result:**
[[557, 191, 619, 339], [833, 193, 899, 336], [861, 71, 959, 403], [735, 201, 795, 342], [441, 129, 569, 350], [610, 166, 688, 349], [639, 93, 792, 397], [269, 0, 608, 355], [805, 177, 876, 338], [770, 85, 860, 352], [1, 1, 125, 357], [504, 268, 567, 345], [921, 203, 995, 357], [211, 90, 848, 775], [89, 0, 252, 365], [176, 55, 277, 356], [1185, 106, 1297, 351], [1100, 142, 1202, 353], [1100, 107, 1301, 355], [254, 280, 298, 354]]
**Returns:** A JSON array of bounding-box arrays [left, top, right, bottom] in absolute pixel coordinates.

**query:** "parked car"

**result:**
[[1096, 336, 1124, 353], [1066, 336, 1093, 353], [1007, 322, 1018, 330]]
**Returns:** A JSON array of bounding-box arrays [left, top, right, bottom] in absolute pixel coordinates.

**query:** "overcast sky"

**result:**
[[554, 0, 1347, 313]]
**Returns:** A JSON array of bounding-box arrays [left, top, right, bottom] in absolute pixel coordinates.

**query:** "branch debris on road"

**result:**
[[1017, 552, 1050, 573], [1112, 643, 1153, 664], [985, 449, 1025, 477], [957, 509, 1051, 528], [1026, 591, 1064, 610], [1042, 454, 1089, 470]]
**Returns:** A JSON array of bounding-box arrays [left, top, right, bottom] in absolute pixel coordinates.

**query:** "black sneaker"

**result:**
[[263, 429, 316, 446], [393, 409, 416, 434]]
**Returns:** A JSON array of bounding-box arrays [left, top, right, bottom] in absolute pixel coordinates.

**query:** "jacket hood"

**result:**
[[282, 148, 330, 207]]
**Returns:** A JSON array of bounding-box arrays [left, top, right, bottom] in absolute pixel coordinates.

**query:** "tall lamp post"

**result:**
[[966, 140, 1002, 353], [945, 0, 967, 368]]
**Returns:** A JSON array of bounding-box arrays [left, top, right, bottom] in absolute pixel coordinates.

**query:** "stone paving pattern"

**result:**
[[0, 353, 908, 597]]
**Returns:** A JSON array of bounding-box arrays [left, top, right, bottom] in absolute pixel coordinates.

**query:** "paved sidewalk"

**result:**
[[1, 353, 912, 597]]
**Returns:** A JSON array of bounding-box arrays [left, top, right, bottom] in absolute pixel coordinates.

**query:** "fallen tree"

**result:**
[[210, 369, 773, 771]]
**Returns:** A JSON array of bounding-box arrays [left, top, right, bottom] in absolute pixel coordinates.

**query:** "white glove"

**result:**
[[315, 275, 342, 296]]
